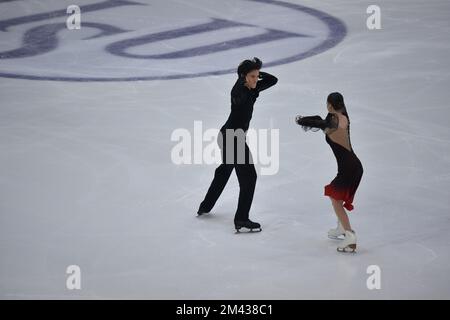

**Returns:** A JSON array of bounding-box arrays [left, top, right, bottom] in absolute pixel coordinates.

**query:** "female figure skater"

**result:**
[[295, 92, 363, 252], [197, 57, 278, 232]]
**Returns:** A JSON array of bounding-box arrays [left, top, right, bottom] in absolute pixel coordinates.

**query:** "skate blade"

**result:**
[[337, 244, 356, 253], [328, 234, 345, 240], [235, 227, 262, 233]]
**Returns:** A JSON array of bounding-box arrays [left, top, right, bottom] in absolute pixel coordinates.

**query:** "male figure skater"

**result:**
[[197, 57, 278, 232]]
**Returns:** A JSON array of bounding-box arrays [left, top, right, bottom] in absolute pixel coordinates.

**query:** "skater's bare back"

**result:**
[[326, 113, 352, 152]]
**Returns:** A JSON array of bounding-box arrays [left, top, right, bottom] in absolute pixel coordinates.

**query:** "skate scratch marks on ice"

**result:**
[[197, 231, 216, 248], [332, 35, 363, 64], [183, 186, 211, 202], [413, 242, 438, 276]]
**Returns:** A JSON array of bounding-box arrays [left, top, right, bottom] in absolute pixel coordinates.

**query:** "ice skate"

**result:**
[[337, 230, 357, 253], [328, 220, 345, 240], [197, 206, 210, 216], [234, 220, 262, 233]]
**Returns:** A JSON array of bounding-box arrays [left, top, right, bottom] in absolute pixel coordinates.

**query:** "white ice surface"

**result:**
[[1, 0, 450, 299]]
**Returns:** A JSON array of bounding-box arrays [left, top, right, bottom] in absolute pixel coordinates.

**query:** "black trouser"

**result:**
[[199, 131, 257, 222]]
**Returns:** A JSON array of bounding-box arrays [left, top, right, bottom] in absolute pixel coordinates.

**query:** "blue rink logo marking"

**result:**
[[0, 0, 346, 81]]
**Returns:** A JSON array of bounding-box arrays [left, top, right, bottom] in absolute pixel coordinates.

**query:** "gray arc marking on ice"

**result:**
[[0, 0, 347, 81]]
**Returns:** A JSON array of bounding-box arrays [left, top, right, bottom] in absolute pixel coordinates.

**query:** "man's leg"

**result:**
[[234, 143, 257, 222], [198, 132, 234, 213], [198, 163, 234, 213]]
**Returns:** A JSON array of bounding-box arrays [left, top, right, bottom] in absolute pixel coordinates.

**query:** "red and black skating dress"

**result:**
[[296, 113, 363, 211]]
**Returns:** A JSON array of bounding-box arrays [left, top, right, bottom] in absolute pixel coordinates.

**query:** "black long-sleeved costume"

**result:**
[[221, 71, 278, 132], [199, 71, 278, 222]]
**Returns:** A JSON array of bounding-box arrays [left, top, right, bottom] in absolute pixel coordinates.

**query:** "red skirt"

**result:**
[[324, 184, 355, 211]]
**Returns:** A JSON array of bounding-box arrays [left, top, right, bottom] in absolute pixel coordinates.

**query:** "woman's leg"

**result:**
[[330, 197, 352, 231]]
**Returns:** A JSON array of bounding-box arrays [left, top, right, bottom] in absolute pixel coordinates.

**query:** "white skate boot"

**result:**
[[337, 230, 357, 253], [328, 220, 345, 240]]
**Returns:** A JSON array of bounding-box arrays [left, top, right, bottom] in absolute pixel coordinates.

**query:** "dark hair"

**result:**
[[327, 92, 349, 120], [237, 57, 262, 77]]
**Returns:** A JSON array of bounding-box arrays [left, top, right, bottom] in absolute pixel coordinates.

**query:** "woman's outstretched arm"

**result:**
[[295, 113, 339, 132]]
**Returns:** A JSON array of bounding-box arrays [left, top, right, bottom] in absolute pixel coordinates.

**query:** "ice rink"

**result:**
[[1, 0, 450, 299]]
